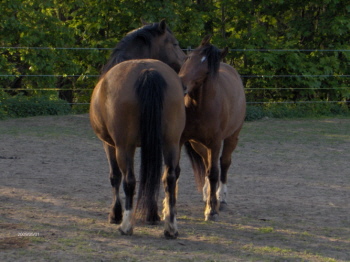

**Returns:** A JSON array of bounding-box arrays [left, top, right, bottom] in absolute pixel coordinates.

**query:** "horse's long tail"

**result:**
[[184, 142, 206, 191], [135, 68, 166, 220]]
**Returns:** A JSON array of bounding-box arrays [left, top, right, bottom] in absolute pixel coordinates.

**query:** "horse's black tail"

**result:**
[[135, 68, 166, 221], [184, 141, 207, 191]]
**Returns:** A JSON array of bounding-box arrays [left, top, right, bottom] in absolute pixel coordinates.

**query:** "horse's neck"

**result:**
[[102, 47, 151, 75], [187, 77, 216, 109], [128, 46, 152, 60]]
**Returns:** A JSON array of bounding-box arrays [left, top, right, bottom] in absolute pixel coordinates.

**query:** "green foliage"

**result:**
[[0, 107, 7, 120], [245, 105, 266, 121], [0, 0, 349, 118], [0, 94, 71, 118], [265, 102, 350, 119], [245, 102, 350, 121]]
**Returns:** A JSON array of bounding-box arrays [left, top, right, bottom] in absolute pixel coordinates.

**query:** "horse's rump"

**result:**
[[90, 59, 185, 223], [217, 63, 246, 136]]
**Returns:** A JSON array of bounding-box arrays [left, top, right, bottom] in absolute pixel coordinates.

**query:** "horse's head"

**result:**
[[179, 35, 228, 93], [151, 20, 186, 73], [101, 20, 186, 75]]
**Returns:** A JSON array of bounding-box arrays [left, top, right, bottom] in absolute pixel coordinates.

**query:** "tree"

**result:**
[[1, 0, 349, 109]]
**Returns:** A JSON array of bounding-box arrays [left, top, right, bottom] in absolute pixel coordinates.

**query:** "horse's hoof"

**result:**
[[205, 213, 219, 222], [164, 230, 178, 239], [219, 202, 227, 211], [118, 226, 133, 236]]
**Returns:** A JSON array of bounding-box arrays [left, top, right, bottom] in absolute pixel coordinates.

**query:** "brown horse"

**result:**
[[178, 36, 246, 221], [92, 20, 185, 236], [90, 59, 185, 238], [101, 19, 186, 75]]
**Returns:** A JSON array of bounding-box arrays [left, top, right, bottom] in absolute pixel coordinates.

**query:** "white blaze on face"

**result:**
[[201, 56, 207, 63]]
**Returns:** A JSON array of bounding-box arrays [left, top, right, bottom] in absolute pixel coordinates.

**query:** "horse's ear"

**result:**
[[201, 35, 212, 46], [140, 18, 149, 26], [220, 47, 229, 60], [159, 19, 167, 34]]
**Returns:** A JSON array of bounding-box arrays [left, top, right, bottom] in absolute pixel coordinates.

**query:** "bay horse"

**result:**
[[178, 36, 246, 221], [90, 59, 185, 238], [101, 19, 186, 75], [91, 20, 186, 237]]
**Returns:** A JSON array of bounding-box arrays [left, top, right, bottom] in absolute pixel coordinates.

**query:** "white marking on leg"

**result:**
[[202, 177, 209, 202], [163, 198, 178, 238], [216, 182, 227, 203], [164, 216, 178, 235], [204, 202, 210, 221], [119, 210, 133, 235], [204, 201, 218, 221], [162, 197, 169, 221]]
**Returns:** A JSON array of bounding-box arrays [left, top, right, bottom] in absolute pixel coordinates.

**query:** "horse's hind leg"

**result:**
[[103, 142, 123, 224], [162, 144, 181, 239], [190, 141, 210, 202], [115, 146, 136, 236], [218, 131, 240, 205]]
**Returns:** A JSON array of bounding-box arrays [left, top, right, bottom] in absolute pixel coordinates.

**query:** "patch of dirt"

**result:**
[[0, 237, 30, 250], [0, 115, 349, 261]]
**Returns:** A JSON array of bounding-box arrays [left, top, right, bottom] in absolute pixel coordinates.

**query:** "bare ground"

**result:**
[[0, 115, 349, 261]]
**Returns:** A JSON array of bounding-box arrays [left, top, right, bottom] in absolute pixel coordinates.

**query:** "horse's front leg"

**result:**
[[103, 142, 123, 224], [204, 144, 221, 221], [162, 145, 181, 239]]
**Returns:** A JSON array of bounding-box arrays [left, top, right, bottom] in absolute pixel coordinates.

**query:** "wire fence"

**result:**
[[1, 46, 349, 105], [1, 46, 350, 52], [1, 74, 350, 78]]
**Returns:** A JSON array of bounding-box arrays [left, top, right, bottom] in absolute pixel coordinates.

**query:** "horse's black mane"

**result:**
[[199, 44, 221, 77], [101, 23, 171, 75]]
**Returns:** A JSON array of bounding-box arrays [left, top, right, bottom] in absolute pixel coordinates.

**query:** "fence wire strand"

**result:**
[[1, 46, 350, 52], [1, 74, 350, 78], [1, 46, 349, 106]]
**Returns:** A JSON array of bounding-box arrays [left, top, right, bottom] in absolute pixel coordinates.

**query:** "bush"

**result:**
[[0, 107, 7, 120], [71, 103, 90, 114], [245, 105, 267, 121], [262, 102, 349, 119], [0, 94, 71, 118], [244, 102, 349, 121]]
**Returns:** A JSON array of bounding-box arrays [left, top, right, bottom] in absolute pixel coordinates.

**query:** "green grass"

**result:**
[[0, 114, 94, 139], [245, 103, 350, 121], [0, 94, 71, 119], [258, 227, 274, 234]]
